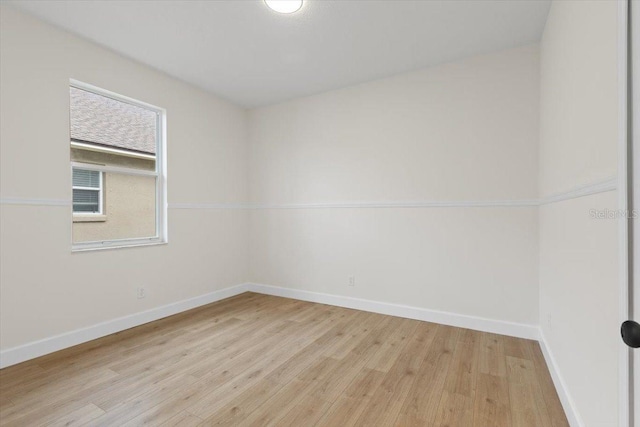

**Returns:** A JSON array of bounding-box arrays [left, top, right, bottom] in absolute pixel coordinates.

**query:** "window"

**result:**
[[70, 80, 167, 251], [72, 168, 102, 214]]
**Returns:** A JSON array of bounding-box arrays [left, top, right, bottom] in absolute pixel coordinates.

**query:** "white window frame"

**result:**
[[70, 79, 168, 252], [72, 168, 103, 215]]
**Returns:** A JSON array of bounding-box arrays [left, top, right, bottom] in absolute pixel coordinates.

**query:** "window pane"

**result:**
[[70, 88, 156, 175], [73, 169, 100, 188], [73, 203, 100, 213], [69, 83, 163, 248], [70, 87, 157, 155], [73, 189, 99, 212], [73, 189, 99, 204], [72, 174, 157, 243]]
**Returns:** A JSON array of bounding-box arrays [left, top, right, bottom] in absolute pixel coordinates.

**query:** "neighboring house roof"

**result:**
[[70, 87, 157, 155]]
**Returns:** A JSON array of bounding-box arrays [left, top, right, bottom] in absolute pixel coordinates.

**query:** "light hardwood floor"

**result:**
[[0, 292, 568, 426]]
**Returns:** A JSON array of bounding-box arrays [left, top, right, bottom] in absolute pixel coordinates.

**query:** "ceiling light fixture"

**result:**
[[264, 0, 303, 14]]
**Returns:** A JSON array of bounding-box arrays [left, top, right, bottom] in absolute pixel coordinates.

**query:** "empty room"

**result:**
[[0, 0, 638, 426]]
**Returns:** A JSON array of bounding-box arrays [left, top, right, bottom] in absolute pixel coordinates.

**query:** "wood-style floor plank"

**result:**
[[506, 356, 555, 427], [526, 341, 570, 427], [354, 321, 433, 426], [395, 324, 460, 426], [0, 292, 569, 427], [472, 373, 511, 427], [316, 368, 387, 427]]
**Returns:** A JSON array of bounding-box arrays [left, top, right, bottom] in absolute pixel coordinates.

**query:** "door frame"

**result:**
[[619, 0, 631, 425]]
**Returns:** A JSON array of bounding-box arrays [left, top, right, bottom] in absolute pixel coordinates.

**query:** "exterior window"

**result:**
[[70, 80, 166, 251], [72, 168, 102, 214]]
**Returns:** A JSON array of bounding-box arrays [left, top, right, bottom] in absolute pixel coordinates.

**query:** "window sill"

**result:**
[[72, 238, 167, 252], [73, 214, 107, 223]]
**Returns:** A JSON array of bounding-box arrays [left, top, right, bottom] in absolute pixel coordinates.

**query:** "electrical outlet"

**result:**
[[348, 276, 355, 287], [137, 287, 146, 299]]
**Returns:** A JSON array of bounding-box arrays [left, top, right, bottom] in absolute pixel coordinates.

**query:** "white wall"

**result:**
[[539, 1, 620, 426], [0, 6, 249, 352], [1, 10, 624, 426], [248, 45, 541, 328]]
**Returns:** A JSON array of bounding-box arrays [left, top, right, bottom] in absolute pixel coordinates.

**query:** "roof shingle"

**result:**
[[70, 87, 156, 155]]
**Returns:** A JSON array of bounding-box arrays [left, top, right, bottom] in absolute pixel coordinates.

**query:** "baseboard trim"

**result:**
[[0, 280, 552, 407], [0, 282, 585, 427], [0, 283, 249, 369], [538, 330, 584, 427], [247, 283, 539, 340]]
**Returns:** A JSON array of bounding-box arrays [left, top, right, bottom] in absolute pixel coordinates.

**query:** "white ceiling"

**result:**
[[7, 0, 551, 108]]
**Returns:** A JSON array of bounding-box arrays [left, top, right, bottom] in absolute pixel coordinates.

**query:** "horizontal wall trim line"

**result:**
[[250, 199, 539, 209], [539, 330, 583, 427], [0, 198, 71, 207], [247, 283, 540, 340], [169, 200, 539, 209], [3, 177, 616, 209], [539, 176, 617, 205], [0, 283, 249, 369], [169, 202, 249, 209]]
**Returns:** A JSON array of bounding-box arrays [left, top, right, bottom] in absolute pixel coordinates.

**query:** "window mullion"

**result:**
[[72, 186, 100, 191]]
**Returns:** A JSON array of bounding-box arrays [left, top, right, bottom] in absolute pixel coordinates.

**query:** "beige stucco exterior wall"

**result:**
[[71, 147, 156, 243]]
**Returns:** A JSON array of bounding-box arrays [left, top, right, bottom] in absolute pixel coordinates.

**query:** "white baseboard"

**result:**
[[247, 283, 539, 340], [0, 283, 249, 369], [0, 281, 540, 372], [538, 330, 584, 427], [0, 280, 578, 427]]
